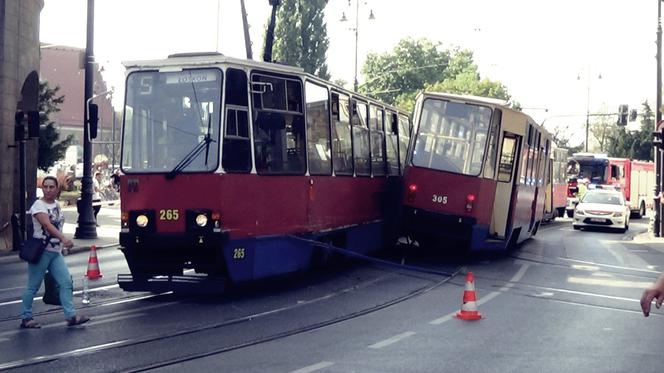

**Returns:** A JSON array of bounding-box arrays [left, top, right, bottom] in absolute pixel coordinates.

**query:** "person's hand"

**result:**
[[62, 238, 74, 249], [641, 274, 664, 316]]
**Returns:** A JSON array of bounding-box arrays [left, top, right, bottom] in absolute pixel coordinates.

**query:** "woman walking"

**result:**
[[20, 176, 89, 328]]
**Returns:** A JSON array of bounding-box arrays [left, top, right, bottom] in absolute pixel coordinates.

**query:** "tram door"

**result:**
[[491, 133, 521, 239]]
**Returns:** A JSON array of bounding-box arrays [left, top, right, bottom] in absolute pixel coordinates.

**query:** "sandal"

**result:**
[[66, 315, 90, 327], [20, 318, 41, 329]]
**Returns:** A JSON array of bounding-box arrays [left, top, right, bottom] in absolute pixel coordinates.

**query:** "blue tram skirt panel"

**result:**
[[223, 221, 386, 282]]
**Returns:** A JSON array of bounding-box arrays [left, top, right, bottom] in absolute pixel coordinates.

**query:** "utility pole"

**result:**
[[75, 0, 97, 239], [240, 0, 253, 59], [655, 0, 662, 236]]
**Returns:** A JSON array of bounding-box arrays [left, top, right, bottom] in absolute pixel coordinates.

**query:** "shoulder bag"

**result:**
[[19, 237, 47, 264]]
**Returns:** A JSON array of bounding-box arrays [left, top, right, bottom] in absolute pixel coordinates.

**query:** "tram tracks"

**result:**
[[0, 260, 463, 371]]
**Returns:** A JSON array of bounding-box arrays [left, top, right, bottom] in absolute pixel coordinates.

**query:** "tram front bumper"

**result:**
[[402, 207, 477, 243]]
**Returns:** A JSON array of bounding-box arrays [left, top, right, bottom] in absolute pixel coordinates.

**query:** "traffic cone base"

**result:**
[[456, 271, 482, 321], [86, 245, 103, 280]]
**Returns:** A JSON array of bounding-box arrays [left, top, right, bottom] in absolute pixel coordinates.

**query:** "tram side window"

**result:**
[[223, 68, 251, 172], [398, 114, 410, 172], [331, 93, 353, 175], [498, 136, 517, 182], [385, 111, 399, 175], [370, 106, 386, 176], [352, 100, 371, 176], [305, 81, 332, 175], [251, 73, 306, 175]]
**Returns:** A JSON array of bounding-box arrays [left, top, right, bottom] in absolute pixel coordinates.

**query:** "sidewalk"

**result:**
[[0, 200, 120, 258]]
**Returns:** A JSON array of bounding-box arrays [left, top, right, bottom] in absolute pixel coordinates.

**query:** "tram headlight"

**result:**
[[195, 214, 208, 227], [136, 214, 149, 228]]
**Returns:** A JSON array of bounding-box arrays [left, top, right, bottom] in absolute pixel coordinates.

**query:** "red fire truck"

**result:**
[[565, 153, 654, 218]]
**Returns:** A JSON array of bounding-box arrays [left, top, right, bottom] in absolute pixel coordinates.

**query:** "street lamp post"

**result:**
[[578, 70, 601, 152], [75, 0, 97, 239], [340, 1, 374, 91], [655, 0, 663, 236]]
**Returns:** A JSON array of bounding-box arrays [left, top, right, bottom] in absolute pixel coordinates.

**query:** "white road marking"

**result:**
[[0, 283, 121, 307], [430, 263, 531, 325], [560, 257, 660, 274], [368, 331, 416, 349], [289, 361, 335, 373]]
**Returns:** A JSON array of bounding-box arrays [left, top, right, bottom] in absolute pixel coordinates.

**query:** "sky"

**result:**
[[40, 0, 658, 145]]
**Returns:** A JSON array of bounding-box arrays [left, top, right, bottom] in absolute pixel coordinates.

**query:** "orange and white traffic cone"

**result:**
[[456, 272, 482, 321], [85, 245, 103, 280]]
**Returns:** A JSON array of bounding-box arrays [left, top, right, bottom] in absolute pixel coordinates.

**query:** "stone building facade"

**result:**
[[0, 0, 44, 251]]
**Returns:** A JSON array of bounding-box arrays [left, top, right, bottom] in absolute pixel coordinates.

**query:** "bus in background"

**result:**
[[543, 146, 568, 221], [565, 153, 654, 218], [401, 92, 552, 251]]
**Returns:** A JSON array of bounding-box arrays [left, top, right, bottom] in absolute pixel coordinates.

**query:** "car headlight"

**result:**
[[136, 214, 149, 228], [575, 210, 585, 216], [195, 214, 208, 227], [613, 212, 623, 217]]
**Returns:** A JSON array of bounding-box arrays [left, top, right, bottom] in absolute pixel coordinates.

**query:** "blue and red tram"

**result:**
[[401, 92, 552, 251], [117, 53, 411, 290]]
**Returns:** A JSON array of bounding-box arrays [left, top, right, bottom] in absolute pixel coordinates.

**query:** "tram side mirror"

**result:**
[[88, 103, 99, 139]]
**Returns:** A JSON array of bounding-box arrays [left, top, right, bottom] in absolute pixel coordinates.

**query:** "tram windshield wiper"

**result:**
[[165, 132, 215, 180], [166, 111, 215, 180]]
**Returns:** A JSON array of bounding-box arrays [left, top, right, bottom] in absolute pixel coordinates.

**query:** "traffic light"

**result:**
[[617, 104, 628, 126], [629, 109, 638, 122], [14, 111, 24, 142], [88, 103, 99, 139], [27, 111, 40, 138]]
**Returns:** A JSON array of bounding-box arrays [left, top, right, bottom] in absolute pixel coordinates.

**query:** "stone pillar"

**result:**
[[0, 0, 44, 251]]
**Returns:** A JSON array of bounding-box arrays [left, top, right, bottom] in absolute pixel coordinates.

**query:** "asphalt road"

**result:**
[[0, 216, 662, 372]]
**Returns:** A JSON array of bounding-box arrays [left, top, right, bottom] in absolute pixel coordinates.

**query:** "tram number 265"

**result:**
[[233, 248, 246, 260], [159, 209, 180, 220], [432, 194, 448, 204]]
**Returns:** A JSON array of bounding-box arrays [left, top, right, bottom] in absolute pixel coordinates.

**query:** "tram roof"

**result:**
[[123, 52, 306, 75], [419, 91, 510, 107], [122, 52, 409, 115], [418, 91, 543, 128]]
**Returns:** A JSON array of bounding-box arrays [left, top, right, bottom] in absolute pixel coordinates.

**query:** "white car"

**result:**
[[572, 189, 630, 232]]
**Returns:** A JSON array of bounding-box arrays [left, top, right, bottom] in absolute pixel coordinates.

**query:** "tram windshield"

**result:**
[[121, 68, 222, 173], [412, 99, 492, 175]]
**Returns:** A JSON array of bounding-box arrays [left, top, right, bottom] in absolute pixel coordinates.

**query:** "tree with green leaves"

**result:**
[[607, 101, 654, 161], [38, 81, 74, 171], [268, 0, 330, 80], [588, 113, 619, 153], [362, 38, 510, 111], [362, 38, 451, 104]]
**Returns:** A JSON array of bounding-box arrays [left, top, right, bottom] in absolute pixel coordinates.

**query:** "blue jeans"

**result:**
[[21, 251, 76, 320]]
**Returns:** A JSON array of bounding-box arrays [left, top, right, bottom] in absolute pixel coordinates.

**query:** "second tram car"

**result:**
[[117, 53, 411, 291], [543, 146, 568, 221], [401, 92, 552, 251]]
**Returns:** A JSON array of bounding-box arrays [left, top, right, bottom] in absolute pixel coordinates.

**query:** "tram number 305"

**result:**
[[432, 194, 448, 204]]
